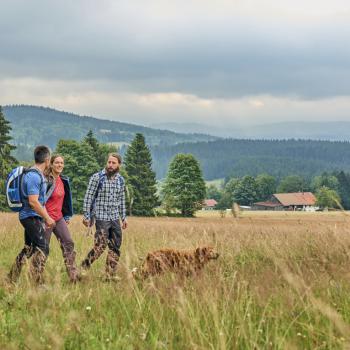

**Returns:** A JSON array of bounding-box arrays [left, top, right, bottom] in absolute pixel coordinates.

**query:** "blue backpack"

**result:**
[[6, 166, 44, 212]]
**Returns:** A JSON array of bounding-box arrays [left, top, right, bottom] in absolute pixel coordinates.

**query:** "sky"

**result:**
[[1, 0, 350, 130]]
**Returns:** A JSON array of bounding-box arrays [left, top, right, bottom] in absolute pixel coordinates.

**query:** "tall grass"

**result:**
[[1, 211, 350, 349]]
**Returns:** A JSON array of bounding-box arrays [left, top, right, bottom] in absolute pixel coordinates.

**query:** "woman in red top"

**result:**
[[45, 154, 79, 282]]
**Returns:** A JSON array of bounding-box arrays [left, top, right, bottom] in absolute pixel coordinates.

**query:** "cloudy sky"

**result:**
[[1, 0, 350, 129]]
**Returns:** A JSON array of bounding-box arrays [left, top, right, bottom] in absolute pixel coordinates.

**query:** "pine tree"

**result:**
[[334, 171, 350, 209], [84, 130, 117, 167], [124, 133, 158, 216], [162, 153, 206, 217], [0, 106, 17, 210], [84, 130, 99, 156]]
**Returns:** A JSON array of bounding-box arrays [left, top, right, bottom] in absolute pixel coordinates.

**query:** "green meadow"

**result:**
[[1, 211, 350, 349]]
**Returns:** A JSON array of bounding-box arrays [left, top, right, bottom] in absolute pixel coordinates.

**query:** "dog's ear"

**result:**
[[195, 247, 206, 262]]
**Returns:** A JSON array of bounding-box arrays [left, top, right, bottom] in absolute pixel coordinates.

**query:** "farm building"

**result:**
[[253, 192, 317, 211], [203, 199, 218, 210]]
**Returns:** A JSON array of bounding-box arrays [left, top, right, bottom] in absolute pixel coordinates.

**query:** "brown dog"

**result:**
[[132, 246, 219, 279]]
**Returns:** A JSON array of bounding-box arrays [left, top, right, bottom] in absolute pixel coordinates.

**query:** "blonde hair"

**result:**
[[45, 154, 64, 178]]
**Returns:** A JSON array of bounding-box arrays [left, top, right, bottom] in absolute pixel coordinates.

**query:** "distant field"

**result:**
[[205, 178, 225, 188], [1, 211, 350, 349]]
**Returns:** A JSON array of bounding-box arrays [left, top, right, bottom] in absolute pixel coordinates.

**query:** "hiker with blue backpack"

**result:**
[[7, 145, 55, 284], [81, 152, 127, 280], [44, 154, 79, 283]]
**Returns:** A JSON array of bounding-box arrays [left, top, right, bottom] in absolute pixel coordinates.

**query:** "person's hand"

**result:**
[[45, 216, 56, 229], [65, 219, 70, 225], [122, 219, 128, 230], [82, 218, 90, 227]]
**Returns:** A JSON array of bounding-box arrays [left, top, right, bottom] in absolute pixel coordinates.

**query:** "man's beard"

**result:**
[[105, 167, 119, 178]]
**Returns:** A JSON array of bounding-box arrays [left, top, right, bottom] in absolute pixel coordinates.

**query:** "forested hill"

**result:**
[[3, 105, 219, 154], [151, 139, 350, 180]]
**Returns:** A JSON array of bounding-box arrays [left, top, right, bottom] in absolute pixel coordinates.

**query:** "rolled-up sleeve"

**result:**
[[119, 185, 126, 221], [83, 174, 99, 220]]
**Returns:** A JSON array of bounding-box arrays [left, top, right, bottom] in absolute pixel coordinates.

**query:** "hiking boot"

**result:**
[[64, 251, 80, 283], [30, 249, 47, 285], [7, 245, 32, 283], [7, 263, 22, 284], [105, 250, 119, 278]]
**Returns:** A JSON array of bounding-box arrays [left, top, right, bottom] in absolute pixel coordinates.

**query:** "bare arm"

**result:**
[[28, 195, 55, 228]]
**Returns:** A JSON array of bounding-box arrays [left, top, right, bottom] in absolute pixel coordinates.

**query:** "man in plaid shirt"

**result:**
[[81, 153, 128, 279]]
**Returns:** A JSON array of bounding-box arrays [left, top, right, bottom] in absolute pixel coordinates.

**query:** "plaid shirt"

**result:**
[[83, 170, 126, 222]]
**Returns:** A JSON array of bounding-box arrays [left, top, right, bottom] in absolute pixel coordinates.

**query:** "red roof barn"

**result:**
[[253, 192, 316, 211], [203, 199, 218, 210]]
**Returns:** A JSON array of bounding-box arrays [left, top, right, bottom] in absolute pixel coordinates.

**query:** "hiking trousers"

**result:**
[[8, 217, 48, 284], [81, 220, 122, 276], [45, 217, 79, 282]]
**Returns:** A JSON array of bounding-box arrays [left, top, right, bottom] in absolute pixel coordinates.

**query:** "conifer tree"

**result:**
[[0, 106, 17, 210], [84, 130, 117, 167], [84, 130, 99, 156], [334, 171, 350, 209], [162, 153, 206, 217], [124, 133, 158, 216]]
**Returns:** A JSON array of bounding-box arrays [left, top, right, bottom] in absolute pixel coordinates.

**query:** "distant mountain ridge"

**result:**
[[5, 105, 350, 181], [151, 121, 350, 140], [242, 121, 350, 141], [3, 105, 219, 160]]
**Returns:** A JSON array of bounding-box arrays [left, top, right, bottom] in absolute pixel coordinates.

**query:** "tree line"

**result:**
[[151, 138, 350, 180], [207, 172, 349, 210], [0, 107, 205, 216], [2, 106, 350, 215]]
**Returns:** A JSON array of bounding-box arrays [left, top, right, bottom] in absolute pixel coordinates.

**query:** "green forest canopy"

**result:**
[[151, 139, 350, 180], [4, 105, 219, 160]]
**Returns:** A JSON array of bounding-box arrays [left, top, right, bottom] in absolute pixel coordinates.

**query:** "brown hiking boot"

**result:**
[[30, 249, 47, 285], [64, 251, 81, 283], [7, 245, 32, 283], [7, 263, 23, 284], [105, 250, 119, 279]]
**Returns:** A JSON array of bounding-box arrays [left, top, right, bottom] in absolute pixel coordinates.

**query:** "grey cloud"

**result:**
[[1, 0, 350, 99]]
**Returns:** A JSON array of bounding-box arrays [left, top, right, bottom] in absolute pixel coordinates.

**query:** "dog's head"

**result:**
[[195, 246, 219, 263]]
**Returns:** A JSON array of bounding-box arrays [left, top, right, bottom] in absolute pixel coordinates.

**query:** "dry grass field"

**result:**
[[1, 210, 350, 349]]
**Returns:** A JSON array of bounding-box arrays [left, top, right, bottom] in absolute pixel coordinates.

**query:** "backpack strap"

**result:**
[[45, 176, 56, 202], [118, 174, 125, 187], [89, 171, 106, 217], [95, 171, 106, 199]]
